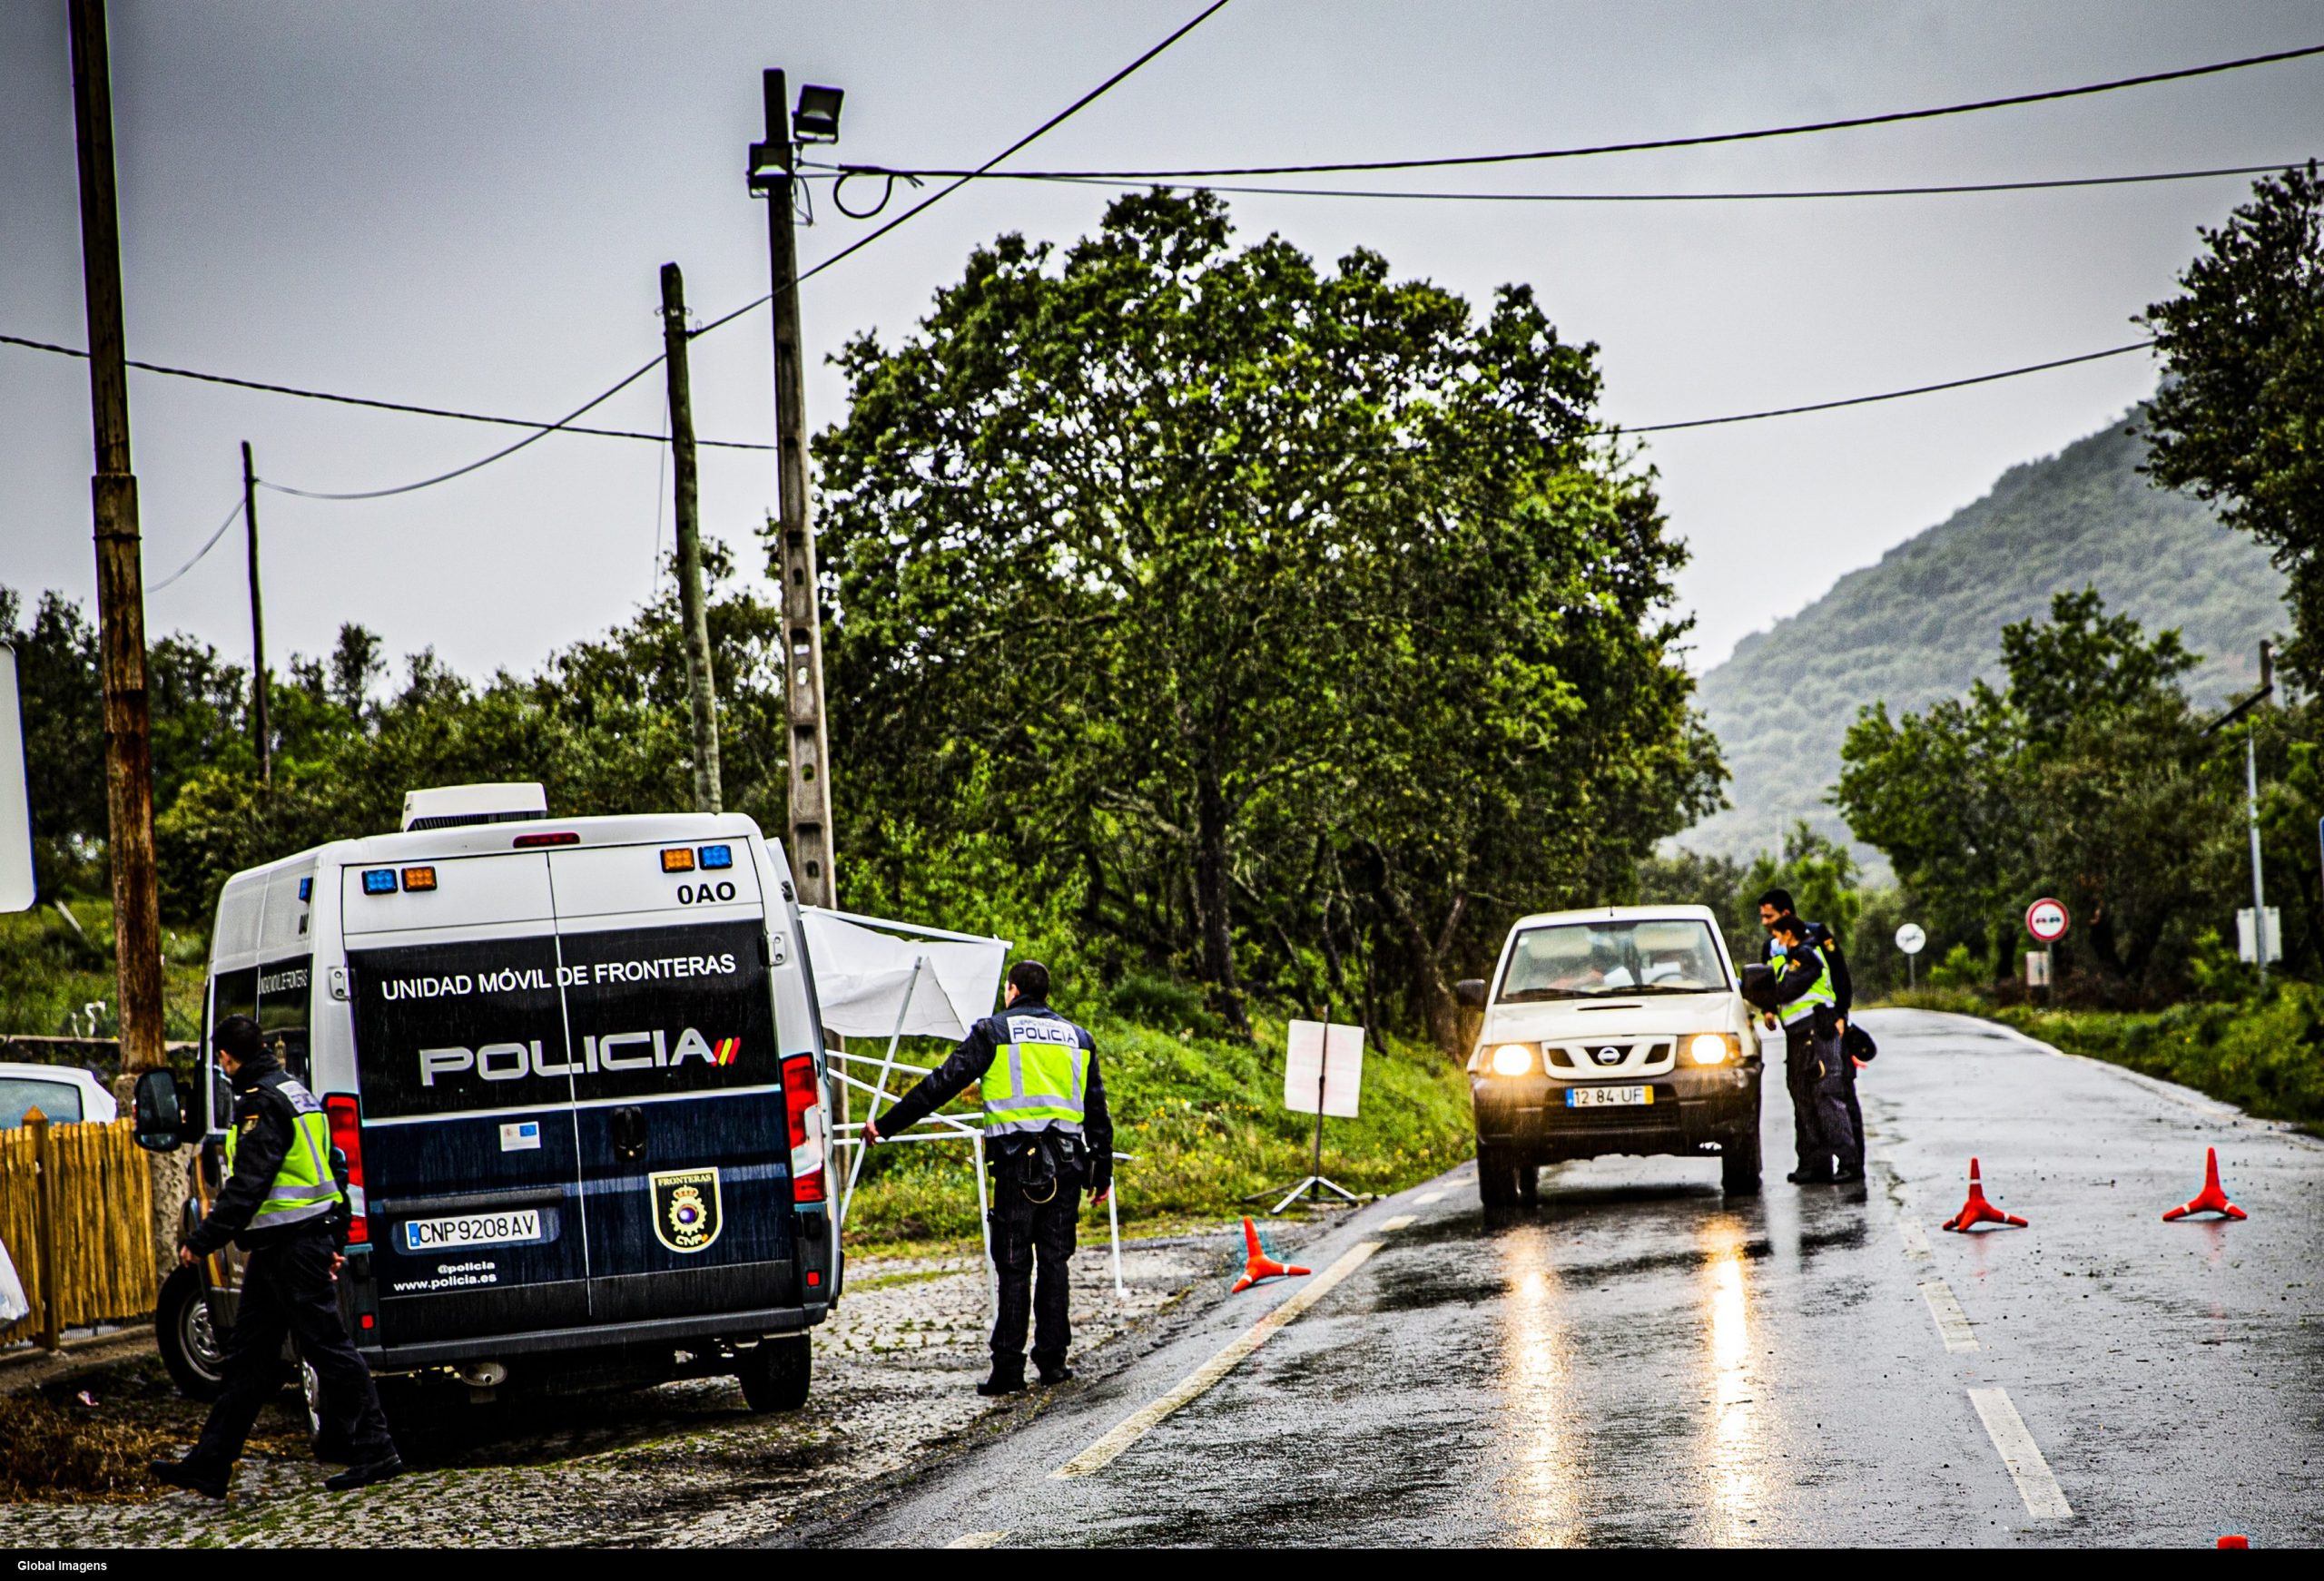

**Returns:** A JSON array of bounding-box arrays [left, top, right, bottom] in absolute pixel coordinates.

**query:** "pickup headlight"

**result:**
[[1489, 1044, 1535, 1076], [1687, 1033, 1737, 1065]]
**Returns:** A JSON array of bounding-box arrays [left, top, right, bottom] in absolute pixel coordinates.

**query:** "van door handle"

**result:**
[[610, 1105, 647, 1162]]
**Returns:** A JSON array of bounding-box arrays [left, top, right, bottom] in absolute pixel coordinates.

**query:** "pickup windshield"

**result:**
[[1497, 918, 1730, 1003]]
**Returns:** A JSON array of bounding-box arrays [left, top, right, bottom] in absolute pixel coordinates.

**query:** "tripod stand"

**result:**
[[1246, 1019, 1364, 1214]]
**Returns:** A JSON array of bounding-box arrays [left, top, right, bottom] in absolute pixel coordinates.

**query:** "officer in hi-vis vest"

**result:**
[[863, 960, 1114, 1395], [150, 1016, 400, 1499]]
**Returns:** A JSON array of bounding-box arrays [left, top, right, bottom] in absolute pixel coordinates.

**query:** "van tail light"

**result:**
[[781, 1055, 827, 1203], [324, 1094, 369, 1243]]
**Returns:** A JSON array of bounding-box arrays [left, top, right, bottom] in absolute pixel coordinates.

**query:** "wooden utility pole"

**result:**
[[754, 69, 836, 907], [660, 263, 724, 814], [241, 441, 270, 787], [67, 0, 164, 1078]]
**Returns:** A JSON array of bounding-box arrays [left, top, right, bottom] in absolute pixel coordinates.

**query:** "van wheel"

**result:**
[[738, 1337, 811, 1412], [1721, 1130, 1762, 1195], [155, 1266, 225, 1402], [1476, 1145, 1522, 1209]]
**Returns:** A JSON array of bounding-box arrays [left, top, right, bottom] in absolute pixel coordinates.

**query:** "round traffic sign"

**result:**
[[2025, 898, 2070, 942], [1895, 923, 1927, 956]]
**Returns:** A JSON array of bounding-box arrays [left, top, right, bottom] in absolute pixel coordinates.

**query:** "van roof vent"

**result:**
[[400, 782, 548, 832]]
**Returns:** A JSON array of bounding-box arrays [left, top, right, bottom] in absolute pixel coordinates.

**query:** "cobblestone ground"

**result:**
[[0, 1233, 1228, 1548]]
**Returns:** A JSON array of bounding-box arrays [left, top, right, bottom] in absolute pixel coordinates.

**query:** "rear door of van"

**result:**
[[342, 853, 591, 1346], [547, 840, 797, 1323]]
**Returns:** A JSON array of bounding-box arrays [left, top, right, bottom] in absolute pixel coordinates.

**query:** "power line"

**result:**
[[145, 495, 247, 594], [0, 332, 772, 451], [825, 43, 2324, 182], [928, 161, 2306, 205]]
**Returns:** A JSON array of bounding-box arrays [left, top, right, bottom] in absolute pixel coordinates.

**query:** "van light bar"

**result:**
[[513, 831, 580, 848], [401, 867, 438, 892], [698, 844, 733, 869], [661, 848, 695, 873], [360, 869, 398, 895], [298, 876, 312, 902]]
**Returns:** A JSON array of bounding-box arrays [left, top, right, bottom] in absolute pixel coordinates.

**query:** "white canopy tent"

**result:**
[[802, 908, 1128, 1301]]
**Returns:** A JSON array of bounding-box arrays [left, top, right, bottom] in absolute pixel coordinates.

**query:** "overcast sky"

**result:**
[[3, 1, 2319, 689]]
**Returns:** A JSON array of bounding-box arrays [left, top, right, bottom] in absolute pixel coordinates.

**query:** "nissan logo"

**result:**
[[1592, 1046, 1625, 1066]]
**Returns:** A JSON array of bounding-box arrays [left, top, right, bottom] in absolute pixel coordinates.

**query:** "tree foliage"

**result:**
[[815, 192, 1719, 1042]]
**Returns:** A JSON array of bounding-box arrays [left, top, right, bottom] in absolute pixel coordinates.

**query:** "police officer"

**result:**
[[862, 960, 1113, 1396], [1763, 917, 1862, 1183], [1757, 889, 1865, 1179], [149, 1015, 401, 1499]]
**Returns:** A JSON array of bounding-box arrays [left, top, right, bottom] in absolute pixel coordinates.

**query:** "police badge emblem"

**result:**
[[648, 1166, 723, 1253]]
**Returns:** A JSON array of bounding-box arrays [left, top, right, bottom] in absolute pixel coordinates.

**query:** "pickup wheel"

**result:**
[[1476, 1144, 1523, 1209], [155, 1265, 226, 1402], [1720, 1128, 1762, 1195], [738, 1336, 812, 1412]]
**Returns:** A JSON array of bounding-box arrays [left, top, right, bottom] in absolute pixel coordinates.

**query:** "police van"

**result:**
[[133, 782, 840, 1418]]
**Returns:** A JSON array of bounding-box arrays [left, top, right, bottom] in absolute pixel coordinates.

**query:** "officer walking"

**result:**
[[862, 960, 1113, 1396], [150, 1015, 401, 1498], [1761, 917, 1862, 1183]]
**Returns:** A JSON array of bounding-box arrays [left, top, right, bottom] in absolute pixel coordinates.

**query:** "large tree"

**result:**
[[2142, 162, 2324, 679], [814, 191, 1718, 1038]]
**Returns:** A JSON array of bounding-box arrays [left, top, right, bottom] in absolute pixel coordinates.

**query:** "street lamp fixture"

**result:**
[[793, 83, 844, 144]]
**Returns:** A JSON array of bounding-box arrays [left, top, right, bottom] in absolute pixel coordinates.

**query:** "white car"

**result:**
[[1457, 904, 1764, 1206], [0, 1062, 118, 1130]]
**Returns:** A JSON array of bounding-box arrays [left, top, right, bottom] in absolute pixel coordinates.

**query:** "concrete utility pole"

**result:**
[[67, 0, 164, 1077], [753, 68, 837, 907], [2248, 640, 2273, 989], [241, 442, 270, 788], [659, 262, 724, 814]]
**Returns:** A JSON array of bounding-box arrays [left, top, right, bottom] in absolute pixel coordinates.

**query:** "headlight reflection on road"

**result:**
[[1499, 1227, 1582, 1546], [1698, 1213, 1764, 1543]]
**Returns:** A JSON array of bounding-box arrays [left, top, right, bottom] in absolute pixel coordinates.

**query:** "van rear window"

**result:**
[[350, 921, 775, 1119]]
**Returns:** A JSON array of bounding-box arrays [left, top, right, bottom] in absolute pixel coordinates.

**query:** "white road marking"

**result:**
[[1052, 1241, 1384, 1478], [1378, 1213, 1416, 1232], [1969, 1387, 2073, 1520], [1920, 1280, 1979, 1352], [946, 1531, 1008, 1548], [1898, 1218, 1932, 1259], [1413, 1190, 1447, 1205]]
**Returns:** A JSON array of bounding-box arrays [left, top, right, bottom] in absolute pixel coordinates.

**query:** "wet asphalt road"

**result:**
[[793, 1010, 2324, 1547]]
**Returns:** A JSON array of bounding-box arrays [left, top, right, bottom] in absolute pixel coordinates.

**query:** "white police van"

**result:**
[[135, 782, 840, 1417]]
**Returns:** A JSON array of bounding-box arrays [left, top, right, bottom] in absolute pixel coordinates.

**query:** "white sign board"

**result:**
[[2024, 949, 2051, 987], [2237, 907, 2282, 966], [2024, 898, 2069, 943], [1895, 923, 1926, 956], [1285, 1019, 1364, 1118], [0, 648, 32, 913]]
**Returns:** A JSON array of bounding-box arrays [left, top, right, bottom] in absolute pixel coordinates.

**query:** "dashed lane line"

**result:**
[[1898, 1218, 1932, 1259], [1378, 1213, 1416, 1232], [1969, 1387, 2074, 1520], [946, 1531, 1008, 1549], [1920, 1279, 1979, 1352], [1052, 1241, 1384, 1479], [1412, 1190, 1447, 1205]]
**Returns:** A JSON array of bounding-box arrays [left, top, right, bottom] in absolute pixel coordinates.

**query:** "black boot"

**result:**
[[324, 1455, 405, 1491], [149, 1458, 229, 1500], [977, 1360, 1027, 1397], [1034, 1359, 1074, 1387]]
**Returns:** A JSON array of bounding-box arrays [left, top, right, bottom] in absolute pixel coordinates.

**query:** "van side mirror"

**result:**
[[133, 1068, 198, 1152], [1454, 978, 1488, 1009]]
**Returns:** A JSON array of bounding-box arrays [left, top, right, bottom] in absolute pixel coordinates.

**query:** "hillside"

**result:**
[[1687, 414, 2285, 863]]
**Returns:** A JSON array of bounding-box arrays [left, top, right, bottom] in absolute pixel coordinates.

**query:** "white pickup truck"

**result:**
[[1457, 905, 1764, 1207]]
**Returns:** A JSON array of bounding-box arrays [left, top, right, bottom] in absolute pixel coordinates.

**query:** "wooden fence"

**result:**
[[0, 1114, 159, 1346]]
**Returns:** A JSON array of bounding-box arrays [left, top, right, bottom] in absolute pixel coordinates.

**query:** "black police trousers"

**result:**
[[192, 1224, 396, 1473], [989, 1172, 1082, 1372], [1782, 1020, 1863, 1180]]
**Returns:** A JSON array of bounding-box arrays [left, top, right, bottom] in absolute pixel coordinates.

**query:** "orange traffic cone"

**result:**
[[2162, 1147, 2248, 1222], [1229, 1216, 1311, 1293], [1940, 1157, 2027, 1232]]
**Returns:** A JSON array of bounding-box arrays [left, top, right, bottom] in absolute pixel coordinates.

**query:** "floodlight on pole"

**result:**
[[793, 83, 843, 144]]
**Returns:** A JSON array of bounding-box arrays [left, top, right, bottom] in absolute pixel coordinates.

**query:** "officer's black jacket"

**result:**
[[186, 1054, 332, 1257], [869, 1001, 1115, 1196], [1760, 918, 1853, 1016]]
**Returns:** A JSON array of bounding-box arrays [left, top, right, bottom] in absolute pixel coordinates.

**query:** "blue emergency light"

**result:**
[[699, 844, 734, 870], [361, 869, 399, 895], [298, 877, 312, 902]]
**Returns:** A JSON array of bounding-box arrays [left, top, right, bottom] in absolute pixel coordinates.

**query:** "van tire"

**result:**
[[156, 1266, 226, 1402], [1720, 1130, 1762, 1195], [738, 1337, 811, 1412], [1476, 1145, 1522, 1209]]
